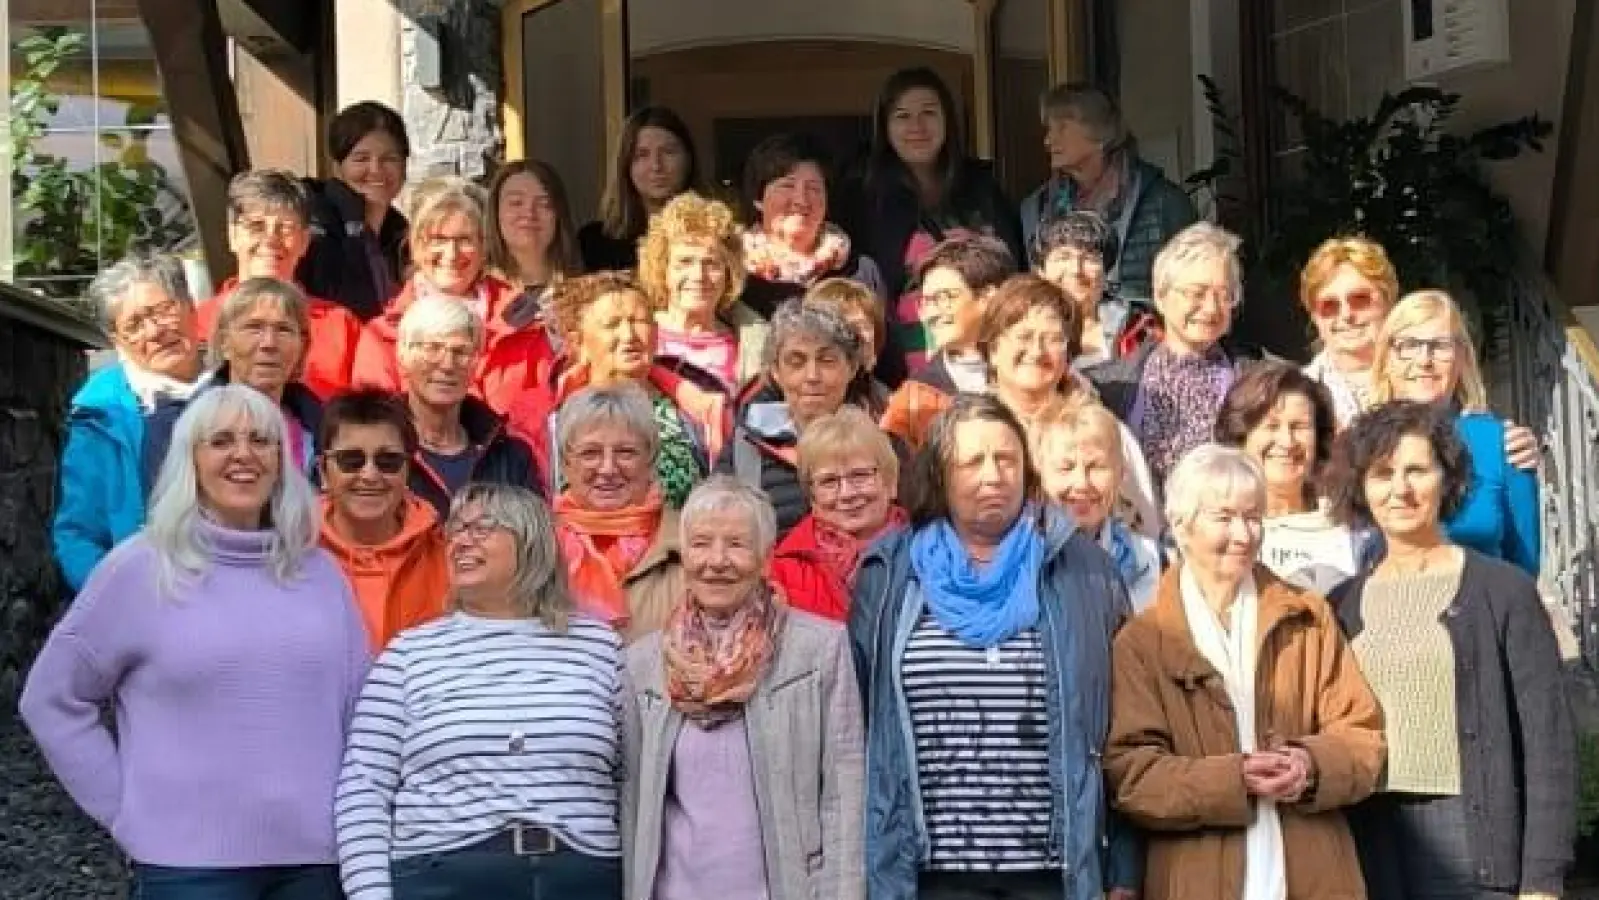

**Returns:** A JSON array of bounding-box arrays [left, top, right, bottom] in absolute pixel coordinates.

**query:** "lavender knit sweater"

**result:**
[[19, 520, 371, 868]]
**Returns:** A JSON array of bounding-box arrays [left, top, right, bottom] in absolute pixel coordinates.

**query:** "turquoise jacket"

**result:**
[[1449, 412, 1541, 577], [51, 364, 149, 591]]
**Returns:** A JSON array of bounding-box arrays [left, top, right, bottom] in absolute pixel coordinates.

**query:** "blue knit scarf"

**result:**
[[910, 509, 1045, 649]]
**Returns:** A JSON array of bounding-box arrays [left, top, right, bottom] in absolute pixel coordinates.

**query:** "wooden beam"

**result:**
[[502, 0, 629, 165], [1548, 0, 1599, 307], [969, 0, 998, 160], [1046, 0, 1087, 86], [137, 0, 249, 285], [217, 0, 314, 55]]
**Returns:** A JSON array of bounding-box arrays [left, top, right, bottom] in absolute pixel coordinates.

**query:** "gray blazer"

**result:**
[[621, 609, 866, 900]]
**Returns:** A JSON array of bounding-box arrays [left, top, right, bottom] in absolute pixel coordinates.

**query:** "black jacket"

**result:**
[[1334, 551, 1577, 895], [576, 220, 639, 273], [737, 247, 887, 320], [836, 157, 1024, 388], [297, 177, 408, 322], [408, 395, 539, 520], [1084, 333, 1266, 424]]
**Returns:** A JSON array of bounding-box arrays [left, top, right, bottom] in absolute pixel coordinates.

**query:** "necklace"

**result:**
[[418, 424, 468, 454], [1382, 545, 1453, 577]]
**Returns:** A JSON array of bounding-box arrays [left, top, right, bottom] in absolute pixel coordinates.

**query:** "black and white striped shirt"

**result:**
[[902, 609, 1054, 871], [334, 612, 624, 899]]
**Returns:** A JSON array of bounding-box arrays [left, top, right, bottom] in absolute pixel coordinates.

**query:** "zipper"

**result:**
[[1038, 583, 1071, 876], [889, 578, 930, 862]]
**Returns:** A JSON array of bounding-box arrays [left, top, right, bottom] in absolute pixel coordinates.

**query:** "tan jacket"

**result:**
[[621, 609, 866, 900], [619, 508, 685, 643], [1105, 565, 1385, 900]]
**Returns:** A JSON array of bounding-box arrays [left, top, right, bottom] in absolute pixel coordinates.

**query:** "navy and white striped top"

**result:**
[[334, 612, 624, 899], [902, 610, 1054, 871]]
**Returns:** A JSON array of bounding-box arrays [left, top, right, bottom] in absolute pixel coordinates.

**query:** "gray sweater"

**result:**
[[621, 609, 866, 900]]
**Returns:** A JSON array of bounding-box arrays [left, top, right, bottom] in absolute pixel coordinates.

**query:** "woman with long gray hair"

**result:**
[[23, 384, 370, 900], [52, 252, 206, 591], [335, 483, 626, 899]]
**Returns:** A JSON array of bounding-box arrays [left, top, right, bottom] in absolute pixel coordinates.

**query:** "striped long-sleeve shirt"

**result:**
[[334, 612, 625, 900]]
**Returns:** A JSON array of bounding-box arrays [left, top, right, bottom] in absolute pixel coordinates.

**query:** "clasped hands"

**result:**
[[1242, 744, 1314, 803]]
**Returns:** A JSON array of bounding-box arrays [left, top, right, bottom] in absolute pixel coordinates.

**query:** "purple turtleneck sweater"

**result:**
[[20, 520, 371, 868]]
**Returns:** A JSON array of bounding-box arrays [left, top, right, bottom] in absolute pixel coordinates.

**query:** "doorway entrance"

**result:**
[[502, 0, 1071, 225]]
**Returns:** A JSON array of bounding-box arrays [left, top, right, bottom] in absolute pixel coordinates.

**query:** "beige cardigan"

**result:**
[[620, 608, 866, 900]]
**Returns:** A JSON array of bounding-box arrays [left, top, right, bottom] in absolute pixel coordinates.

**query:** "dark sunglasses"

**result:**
[[326, 448, 407, 475]]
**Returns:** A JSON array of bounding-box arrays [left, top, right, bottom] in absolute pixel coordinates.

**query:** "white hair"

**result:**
[[1152, 222, 1244, 304], [89, 252, 194, 333], [1163, 443, 1266, 547], [680, 475, 779, 563], [145, 384, 319, 597], [446, 483, 573, 631], [556, 383, 660, 463], [397, 294, 484, 364]]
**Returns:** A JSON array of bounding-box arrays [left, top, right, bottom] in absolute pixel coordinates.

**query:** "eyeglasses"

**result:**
[[236, 217, 306, 242], [409, 340, 477, 366], [920, 287, 968, 310], [326, 448, 407, 475], [423, 234, 479, 253], [446, 515, 503, 543], [1390, 336, 1461, 362], [1312, 290, 1380, 319], [569, 442, 646, 469], [1170, 283, 1237, 309], [117, 299, 186, 339], [810, 466, 881, 497]]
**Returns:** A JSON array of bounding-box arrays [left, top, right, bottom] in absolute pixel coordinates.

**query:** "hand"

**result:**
[[1107, 890, 1139, 900], [1242, 749, 1308, 801], [1504, 422, 1540, 471]]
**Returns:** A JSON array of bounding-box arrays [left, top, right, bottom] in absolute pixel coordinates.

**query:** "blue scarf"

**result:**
[[1102, 517, 1149, 591], [910, 509, 1045, 649]]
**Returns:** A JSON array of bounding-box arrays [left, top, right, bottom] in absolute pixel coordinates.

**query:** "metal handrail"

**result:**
[[1496, 268, 1599, 669]]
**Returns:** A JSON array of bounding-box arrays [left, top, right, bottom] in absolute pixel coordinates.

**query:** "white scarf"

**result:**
[[1303, 351, 1369, 429], [122, 361, 202, 413], [1179, 566, 1286, 900]]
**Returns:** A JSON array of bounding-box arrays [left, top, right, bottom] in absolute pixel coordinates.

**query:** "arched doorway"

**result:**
[[501, 0, 1078, 223]]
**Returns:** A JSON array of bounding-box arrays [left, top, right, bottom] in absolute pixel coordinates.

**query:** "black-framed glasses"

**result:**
[[445, 515, 503, 543], [326, 448, 407, 475], [810, 465, 881, 497], [1390, 336, 1460, 362]]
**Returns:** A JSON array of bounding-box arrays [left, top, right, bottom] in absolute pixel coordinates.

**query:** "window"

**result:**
[[6, 0, 199, 302]]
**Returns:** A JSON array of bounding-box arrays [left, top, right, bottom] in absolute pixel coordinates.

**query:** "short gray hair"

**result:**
[[145, 384, 319, 597], [397, 294, 485, 359], [446, 483, 574, 631], [207, 278, 312, 378], [556, 384, 660, 463], [762, 298, 864, 374], [89, 252, 194, 333], [1152, 222, 1244, 305], [680, 475, 779, 563], [1163, 443, 1266, 543], [1039, 82, 1128, 151]]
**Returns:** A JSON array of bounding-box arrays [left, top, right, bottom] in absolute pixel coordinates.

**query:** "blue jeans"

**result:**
[[391, 837, 621, 900], [131, 864, 343, 900]]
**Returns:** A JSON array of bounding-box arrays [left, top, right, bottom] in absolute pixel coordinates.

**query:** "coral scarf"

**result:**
[[811, 507, 909, 588], [742, 223, 851, 286], [663, 581, 785, 727], [554, 486, 665, 627]]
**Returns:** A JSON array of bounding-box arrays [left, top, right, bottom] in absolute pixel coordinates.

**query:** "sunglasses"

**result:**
[[1312, 290, 1380, 319], [326, 448, 407, 475]]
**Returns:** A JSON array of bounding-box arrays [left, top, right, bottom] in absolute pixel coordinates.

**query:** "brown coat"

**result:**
[[619, 507, 685, 643], [1105, 565, 1385, 900]]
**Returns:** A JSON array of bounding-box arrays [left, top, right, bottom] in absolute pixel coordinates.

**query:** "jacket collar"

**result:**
[[1146, 563, 1319, 680], [319, 177, 407, 246], [625, 506, 682, 581]]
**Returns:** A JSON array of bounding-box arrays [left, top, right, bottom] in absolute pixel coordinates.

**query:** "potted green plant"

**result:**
[[1186, 76, 1551, 357]]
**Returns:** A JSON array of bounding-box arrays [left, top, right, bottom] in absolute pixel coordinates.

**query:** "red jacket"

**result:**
[[350, 276, 555, 415], [767, 514, 854, 622], [197, 279, 360, 401]]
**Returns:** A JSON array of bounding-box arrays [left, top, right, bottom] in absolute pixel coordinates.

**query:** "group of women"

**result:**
[[22, 64, 1579, 900]]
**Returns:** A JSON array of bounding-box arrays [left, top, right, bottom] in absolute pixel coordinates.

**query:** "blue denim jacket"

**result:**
[[847, 510, 1141, 900]]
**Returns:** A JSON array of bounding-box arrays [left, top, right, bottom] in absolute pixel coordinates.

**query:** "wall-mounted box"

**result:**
[[1403, 0, 1511, 81]]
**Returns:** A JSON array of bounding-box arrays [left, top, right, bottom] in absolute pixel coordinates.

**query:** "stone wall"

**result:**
[[399, 0, 505, 181], [0, 317, 86, 707]]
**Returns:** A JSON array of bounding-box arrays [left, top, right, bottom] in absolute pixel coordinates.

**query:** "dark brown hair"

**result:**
[[916, 234, 1016, 293], [977, 273, 1085, 366], [549, 271, 649, 346], [486, 160, 583, 284], [740, 132, 833, 224], [318, 387, 419, 458], [1325, 400, 1471, 528], [598, 106, 702, 241], [1213, 360, 1339, 504], [327, 101, 410, 163], [905, 394, 1042, 529]]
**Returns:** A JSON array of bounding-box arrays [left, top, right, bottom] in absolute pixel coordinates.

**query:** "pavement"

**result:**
[[0, 711, 124, 899]]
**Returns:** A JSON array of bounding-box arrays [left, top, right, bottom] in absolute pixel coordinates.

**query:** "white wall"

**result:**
[[1117, 0, 1197, 179]]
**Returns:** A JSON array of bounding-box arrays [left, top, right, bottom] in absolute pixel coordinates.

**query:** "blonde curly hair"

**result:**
[[549, 271, 650, 346], [636, 192, 746, 312], [1298, 235, 1400, 313]]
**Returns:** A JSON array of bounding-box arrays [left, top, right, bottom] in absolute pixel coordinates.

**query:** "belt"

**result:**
[[475, 823, 565, 857]]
